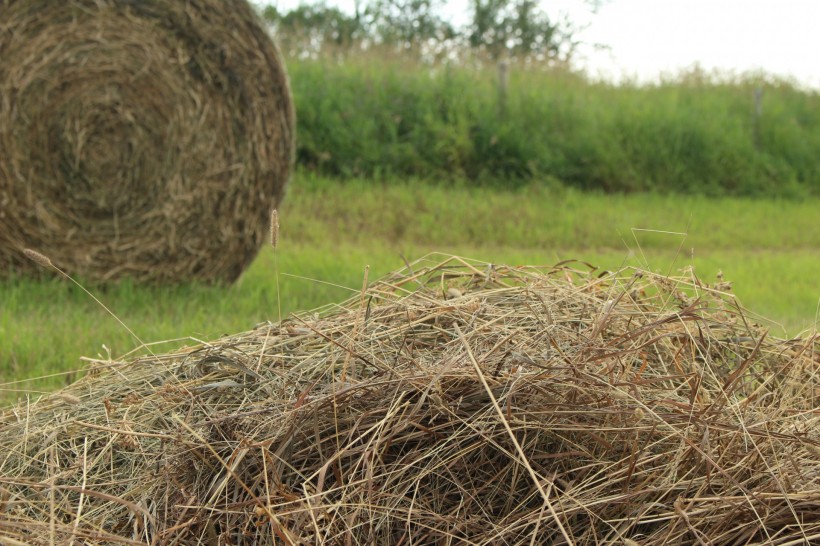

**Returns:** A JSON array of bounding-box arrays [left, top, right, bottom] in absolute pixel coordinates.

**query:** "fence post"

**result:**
[[753, 87, 763, 148], [497, 59, 509, 118]]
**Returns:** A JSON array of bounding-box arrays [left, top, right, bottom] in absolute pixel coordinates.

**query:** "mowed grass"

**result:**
[[2, 174, 818, 402]]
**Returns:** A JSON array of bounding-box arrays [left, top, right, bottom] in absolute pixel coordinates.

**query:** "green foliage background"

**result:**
[[289, 53, 819, 197]]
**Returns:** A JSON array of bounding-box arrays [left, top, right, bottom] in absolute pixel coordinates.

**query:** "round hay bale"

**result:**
[[0, 0, 294, 283]]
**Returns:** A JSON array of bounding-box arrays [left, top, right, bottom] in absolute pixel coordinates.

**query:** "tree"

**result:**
[[468, 0, 565, 61], [363, 0, 454, 49], [260, 3, 364, 55], [259, 0, 595, 63]]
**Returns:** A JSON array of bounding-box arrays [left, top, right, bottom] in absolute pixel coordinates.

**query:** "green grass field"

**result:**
[[2, 173, 818, 402]]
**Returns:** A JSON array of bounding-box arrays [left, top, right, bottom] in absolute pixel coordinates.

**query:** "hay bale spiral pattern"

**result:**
[[0, 0, 294, 283]]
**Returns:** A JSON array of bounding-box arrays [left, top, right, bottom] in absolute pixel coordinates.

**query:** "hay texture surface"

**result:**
[[0, 0, 294, 283], [1, 255, 818, 544]]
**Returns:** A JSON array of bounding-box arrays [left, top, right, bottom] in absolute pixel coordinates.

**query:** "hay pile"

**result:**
[[0, 255, 818, 545], [0, 0, 294, 283]]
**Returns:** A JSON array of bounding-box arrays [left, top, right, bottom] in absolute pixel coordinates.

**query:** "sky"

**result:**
[[264, 0, 820, 89]]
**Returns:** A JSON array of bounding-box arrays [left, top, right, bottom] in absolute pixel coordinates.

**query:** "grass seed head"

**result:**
[[23, 248, 53, 268], [270, 209, 280, 249]]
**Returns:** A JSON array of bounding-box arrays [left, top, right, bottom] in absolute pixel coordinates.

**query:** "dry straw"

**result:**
[[0, 254, 818, 544], [0, 0, 295, 283]]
